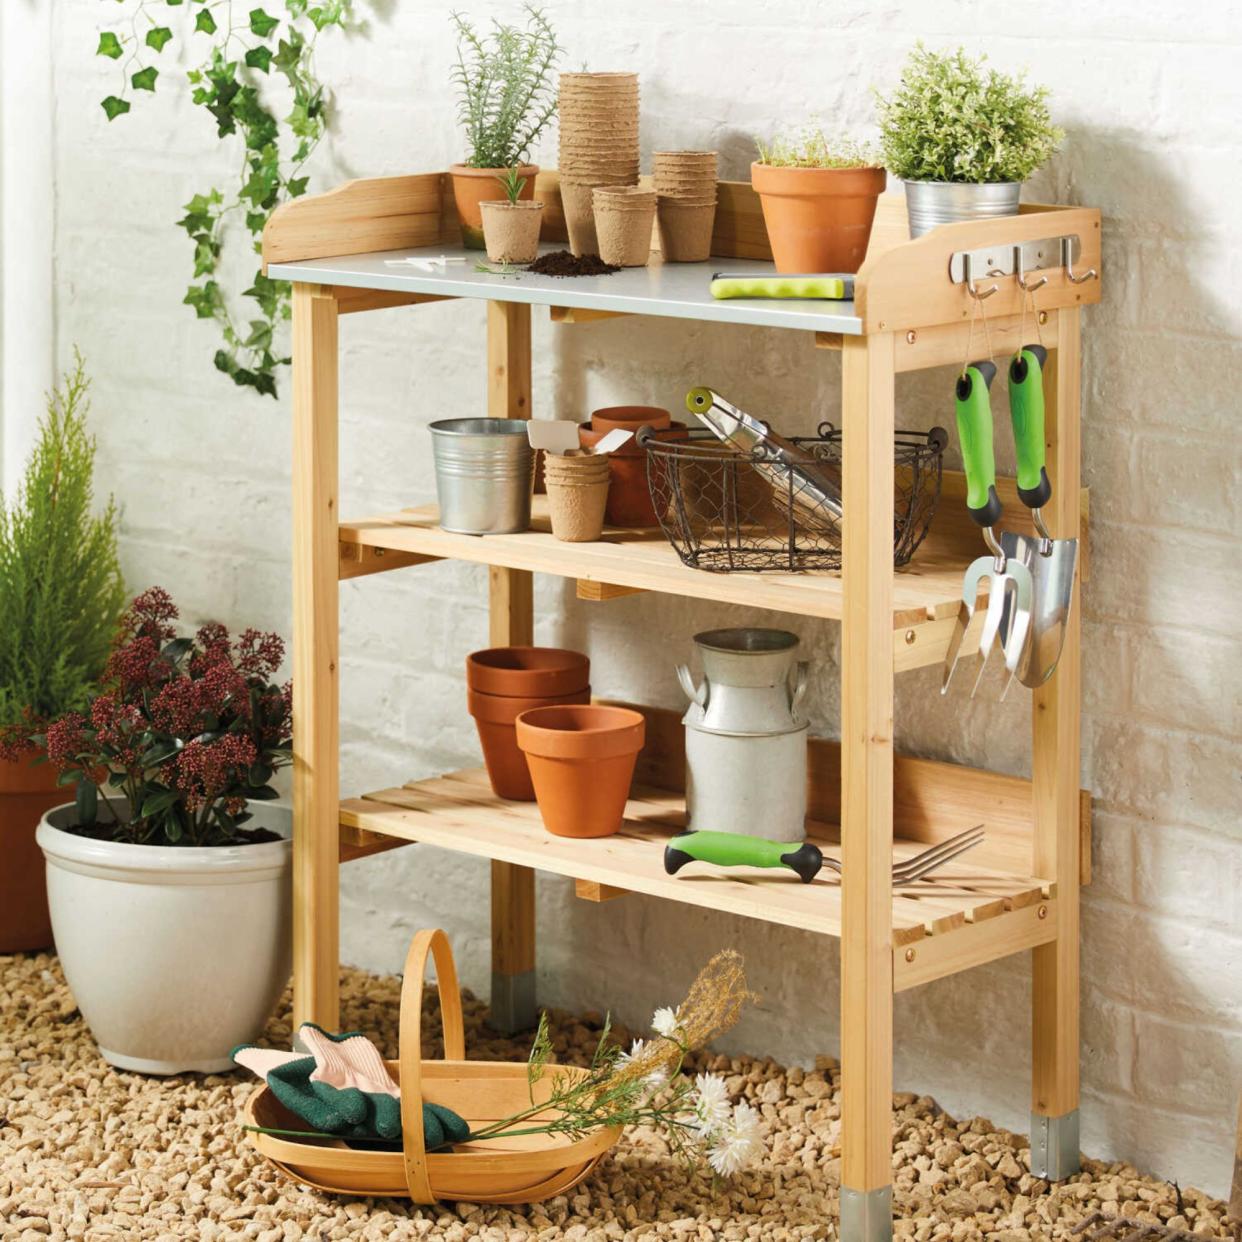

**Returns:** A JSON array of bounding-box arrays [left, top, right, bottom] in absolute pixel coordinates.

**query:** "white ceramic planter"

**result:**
[[37, 802, 292, 1075]]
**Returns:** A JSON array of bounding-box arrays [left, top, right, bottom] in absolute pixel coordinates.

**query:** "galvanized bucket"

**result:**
[[904, 180, 1021, 238], [429, 418, 534, 535]]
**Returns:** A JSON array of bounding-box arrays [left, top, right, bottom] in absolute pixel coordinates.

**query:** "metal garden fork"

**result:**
[[820, 823, 986, 884]]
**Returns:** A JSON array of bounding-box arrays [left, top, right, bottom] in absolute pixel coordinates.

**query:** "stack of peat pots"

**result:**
[[466, 648, 591, 801], [592, 185, 657, 267], [543, 450, 611, 542], [557, 72, 640, 256], [653, 150, 718, 262]]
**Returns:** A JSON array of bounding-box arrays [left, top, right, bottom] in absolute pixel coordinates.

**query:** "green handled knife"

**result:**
[[663, 830, 824, 884], [709, 273, 855, 301]]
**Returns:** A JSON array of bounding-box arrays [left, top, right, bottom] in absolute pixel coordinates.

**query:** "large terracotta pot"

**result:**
[[750, 162, 886, 274], [467, 647, 589, 699], [38, 801, 291, 1074], [468, 686, 591, 801], [0, 750, 67, 952], [580, 422, 688, 528], [515, 705, 645, 839], [450, 164, 539, 250]]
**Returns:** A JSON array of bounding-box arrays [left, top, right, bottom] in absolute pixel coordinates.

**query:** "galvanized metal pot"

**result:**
[[677, 628, 809, 844], [904, 180, 1021, 238], [429, 418, 534, 535]]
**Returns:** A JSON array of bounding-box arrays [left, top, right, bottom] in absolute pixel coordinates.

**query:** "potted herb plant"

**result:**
[[876, 44, 1064, 237], [0, 355, 125, 953], [449, 5, 561, 249], [750, 129, 886, 274], [34, 588, 294, 1074], [480, 166, 545, 264]]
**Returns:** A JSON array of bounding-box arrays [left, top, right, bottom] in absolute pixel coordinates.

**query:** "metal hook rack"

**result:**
[[949, 233, 1094, 293], [1060, 235, 1098, 284]]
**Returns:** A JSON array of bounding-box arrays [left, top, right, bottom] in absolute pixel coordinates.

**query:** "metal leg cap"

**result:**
[[1030, 1108, 1081, 1180], [490, 969, 536, 1035], [840, 1185, 893, 1242]]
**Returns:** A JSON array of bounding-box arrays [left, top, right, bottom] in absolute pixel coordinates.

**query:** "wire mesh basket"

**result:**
[[640, 422, 947, 573]]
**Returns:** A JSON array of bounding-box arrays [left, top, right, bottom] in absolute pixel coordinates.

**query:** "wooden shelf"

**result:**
[[340, 767, 1057, 989]]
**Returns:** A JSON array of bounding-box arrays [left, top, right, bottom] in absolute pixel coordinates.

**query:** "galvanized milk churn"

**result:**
[[676, 628, 809, 843]]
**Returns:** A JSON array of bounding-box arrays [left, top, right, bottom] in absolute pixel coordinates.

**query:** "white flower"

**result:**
[[688, 1073, 732, 1139], [651, 1006, 679, 1038], [707, 1102, 764, 1177], [618, 1038, 668, 1090], [617, 1037, 646, 1066]]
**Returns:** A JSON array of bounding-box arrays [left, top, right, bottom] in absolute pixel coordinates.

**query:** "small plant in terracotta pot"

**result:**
[[481, 167, 545, 265], [751, 129, 886, 274], [449, 5, 561, 249], [515, 704, 645, 839]]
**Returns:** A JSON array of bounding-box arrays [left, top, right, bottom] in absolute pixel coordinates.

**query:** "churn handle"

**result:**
[[399, 928, 466, 1204], [677, 663, 707, 707], [789, 661, 810, 721]]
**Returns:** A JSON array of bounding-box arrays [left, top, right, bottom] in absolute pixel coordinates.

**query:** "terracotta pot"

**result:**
[[467, 647, 590, 698], [0, 749, 66, 952], [589, 406, 670, 435], [515, 705, 645, 839], [546, 477, 610, 542], [469, 686, 591, 801], [750, 162, 886, 274], [480, 201, 544, 264], [580, 422, 687, 528], [450, 164, 538, 250]]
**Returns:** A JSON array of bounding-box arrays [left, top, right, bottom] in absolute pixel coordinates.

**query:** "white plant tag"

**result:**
[[525, 421, 581, 454]]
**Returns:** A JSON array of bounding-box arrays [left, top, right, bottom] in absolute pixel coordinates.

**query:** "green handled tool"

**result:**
[[942, 360, 1034, 698], [998, 345, 1079, 687], [664, 830, 824, 884], [709, 273, 855, 301]]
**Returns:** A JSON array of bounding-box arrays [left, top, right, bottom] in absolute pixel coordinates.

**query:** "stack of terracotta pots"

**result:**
[[467, 648, 590, 801], [653, 150, 718, 262], [557, 72, 639, 256], [516, 705, 646, 838], [592, 186, 657, 267], [543, 451, 611, 542], [579, 406, 685, 528]]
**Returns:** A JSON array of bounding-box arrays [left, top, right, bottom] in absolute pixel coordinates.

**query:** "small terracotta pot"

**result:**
[[515, 705, 645, 839], [750, 162, 886, 274], [480, 201, 544, 264], [467, 647, 590, 698], [580, 421, 687, 527], [590, 406, 670, 435], [0, 749, 68, 952], [450, 164, 538, 250], [546, 477, 610, 542], [468, 686, 591, 801]]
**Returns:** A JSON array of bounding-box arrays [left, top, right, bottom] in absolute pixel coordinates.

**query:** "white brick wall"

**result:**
[[36, 0, 1242, 1196]]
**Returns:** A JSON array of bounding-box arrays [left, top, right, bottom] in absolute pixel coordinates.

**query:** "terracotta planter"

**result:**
[[589, 406, 670, 435], [467, 647, 590, 698], [469, 686, 591, 801], [480, 201, 544, 265], [0, 749, 67, 952], [750, 162, 886, 274], [450, 164, 538, 250], [515, 705, 645, 839], [580, 421, 687, 528]]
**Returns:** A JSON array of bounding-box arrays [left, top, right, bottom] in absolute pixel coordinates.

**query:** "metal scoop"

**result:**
[[998, 346, 1079, 687], [941, 361, 1035, 697]]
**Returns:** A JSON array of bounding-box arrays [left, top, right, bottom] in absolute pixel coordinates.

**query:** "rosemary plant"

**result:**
[[452, 5, 562, 168]]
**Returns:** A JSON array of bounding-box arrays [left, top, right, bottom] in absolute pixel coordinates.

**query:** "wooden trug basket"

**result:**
[[243, 929, 622, 1202]]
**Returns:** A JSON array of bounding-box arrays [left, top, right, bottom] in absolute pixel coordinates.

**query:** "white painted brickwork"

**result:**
[[35, 0, 1242, 1196]]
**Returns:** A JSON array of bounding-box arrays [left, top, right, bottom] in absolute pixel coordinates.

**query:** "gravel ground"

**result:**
[[0, 952, 1234, 1241]]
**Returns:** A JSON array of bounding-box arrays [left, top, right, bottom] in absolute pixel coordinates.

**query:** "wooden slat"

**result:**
[[856, 203, 1102, 334], [710, 180, 771, 260], [291, 283, 341, 1031], [575, 580, 644, 602], [331, 288, 453, 315], [894, 900, 1056, 992], [839, 332, 896, 1194], [1031, 307, 1083, 1122], [892, 310, 1061, 373], [338, 543, 440, 580], [550, 306, 631, 324], [339, 825, 413, 863], [574, 879, 629, 902], [262, 173, 451, 270]]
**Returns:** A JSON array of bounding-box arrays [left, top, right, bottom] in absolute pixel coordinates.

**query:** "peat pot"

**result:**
[[37, 801, 292, 1074], [677, 628, 809, 844]]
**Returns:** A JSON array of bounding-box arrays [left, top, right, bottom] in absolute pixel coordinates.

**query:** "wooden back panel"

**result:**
[[611, 699, 1090, 882]]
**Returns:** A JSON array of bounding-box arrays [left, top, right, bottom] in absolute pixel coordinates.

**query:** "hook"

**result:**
[[1061, 236, 1097, 285], [963, 253, 998, 300], [1014, 244, 1048, 293]]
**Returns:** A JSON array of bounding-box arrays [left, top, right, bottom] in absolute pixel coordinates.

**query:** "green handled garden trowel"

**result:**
[[941, 360, 1034, 698], [997, 345, 1080, 687], [664, 831, 825, 884]]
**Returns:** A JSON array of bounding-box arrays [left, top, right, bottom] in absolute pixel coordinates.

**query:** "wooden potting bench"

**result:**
[[263, 172, 1101, 1240]]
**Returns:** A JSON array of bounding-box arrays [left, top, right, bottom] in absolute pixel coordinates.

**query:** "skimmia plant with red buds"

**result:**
[[38, 587, 292, 846]]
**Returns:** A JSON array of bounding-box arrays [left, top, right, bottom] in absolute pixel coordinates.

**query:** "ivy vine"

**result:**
[[96, 1, 352, 397]]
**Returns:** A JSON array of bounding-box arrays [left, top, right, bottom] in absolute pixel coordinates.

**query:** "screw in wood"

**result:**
[[904, 629, 916, 645], [906, 330, 917, 344], [904, 948, 916, 962], [1038, 905, 1048, 919]]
